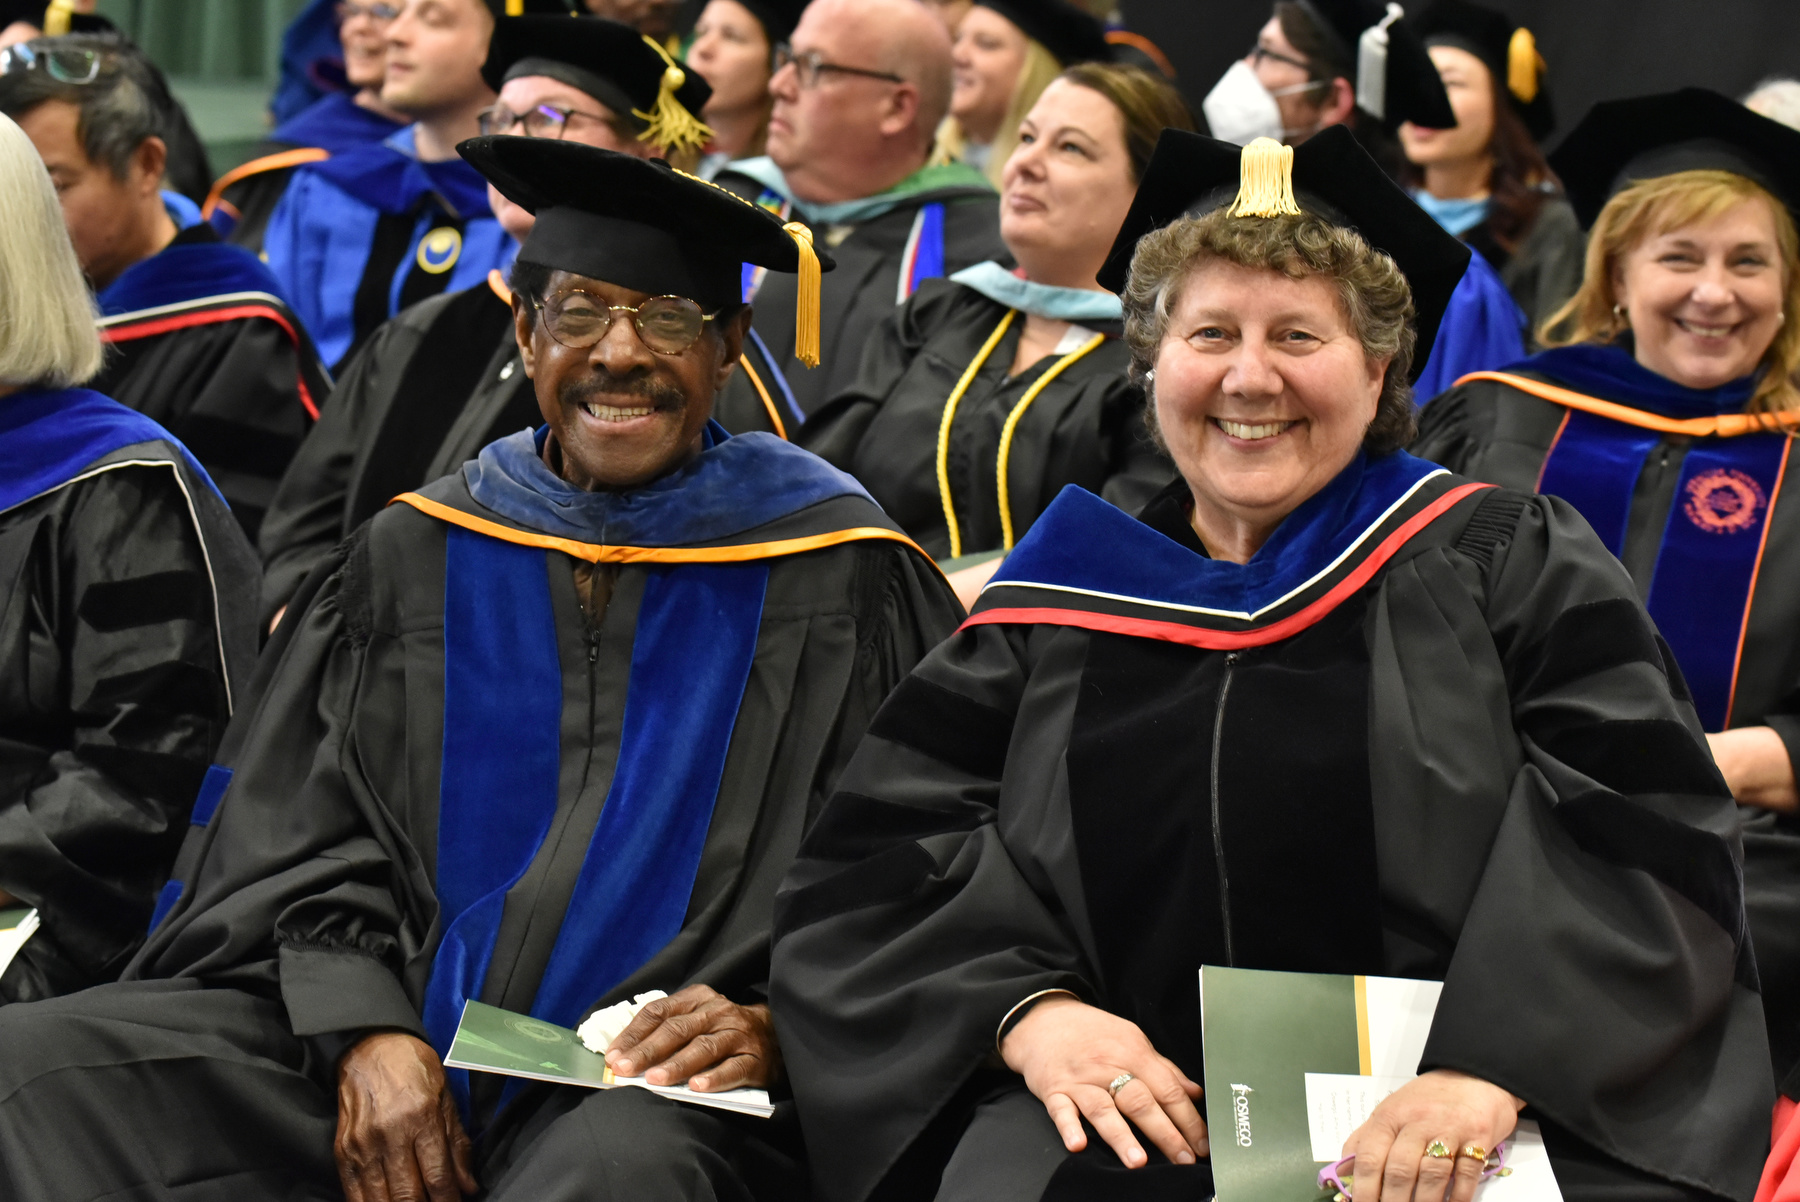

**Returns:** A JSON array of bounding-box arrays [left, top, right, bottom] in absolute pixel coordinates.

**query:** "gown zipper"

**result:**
[[1211, 652, 1239, 965]]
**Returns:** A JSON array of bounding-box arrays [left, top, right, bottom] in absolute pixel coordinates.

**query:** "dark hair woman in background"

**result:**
[[1401, 0, 1584, 344]]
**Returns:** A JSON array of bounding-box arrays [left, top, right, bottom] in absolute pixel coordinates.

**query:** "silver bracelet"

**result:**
[[995, 988, 1079, 1056]]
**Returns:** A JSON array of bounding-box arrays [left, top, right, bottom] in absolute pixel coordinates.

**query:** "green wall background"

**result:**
[[96, 0, 313, 172]]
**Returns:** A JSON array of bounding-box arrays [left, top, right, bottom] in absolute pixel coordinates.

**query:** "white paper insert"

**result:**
[[0, 909, 38, 977]]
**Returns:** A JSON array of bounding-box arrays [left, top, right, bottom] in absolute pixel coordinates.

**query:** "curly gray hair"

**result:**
[[1120, 208, 1419, 455]]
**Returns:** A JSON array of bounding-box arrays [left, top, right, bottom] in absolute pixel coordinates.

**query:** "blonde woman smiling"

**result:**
[[1417, 88, 1800, 1089]]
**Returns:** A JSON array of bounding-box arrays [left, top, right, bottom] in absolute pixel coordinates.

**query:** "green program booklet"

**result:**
[[0, 907, 38, 977], [443, 1000, 775, 1118], [1198, 966, 1562, 1201]]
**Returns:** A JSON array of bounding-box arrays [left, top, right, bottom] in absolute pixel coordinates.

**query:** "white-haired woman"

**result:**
[[772, 128, 1765, 1202], [0, 112, 257, 1004]]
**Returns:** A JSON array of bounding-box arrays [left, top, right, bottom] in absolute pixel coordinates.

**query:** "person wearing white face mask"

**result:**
[[1206, 0, 1529, 400], [1200, 0, 1451, 177], [1416, 88, 1800, 1097]]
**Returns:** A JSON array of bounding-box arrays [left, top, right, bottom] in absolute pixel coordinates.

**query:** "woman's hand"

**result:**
[[603, 984, 782, 1092], [1706, 726, 1797, 812], [1342, 1069, 1523, 1202], [335, 1032, 477, 1202], [1000, 996, 1207, 1169]]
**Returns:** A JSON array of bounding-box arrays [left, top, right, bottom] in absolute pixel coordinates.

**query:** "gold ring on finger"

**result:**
[[1459, 1144, 1489, 1162], [1107, 1072, 1134, 1097], [1425, 1139, 1453, 1158]]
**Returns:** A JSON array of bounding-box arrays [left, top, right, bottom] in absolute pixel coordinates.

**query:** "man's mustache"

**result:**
[[558, 373, 686, 411]]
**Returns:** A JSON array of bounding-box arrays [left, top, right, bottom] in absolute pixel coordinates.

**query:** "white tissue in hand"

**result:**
[[576, 990, 670, 1054]]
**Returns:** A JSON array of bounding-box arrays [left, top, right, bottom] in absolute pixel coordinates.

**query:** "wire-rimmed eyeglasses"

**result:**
[[531, 291, 721, 356]]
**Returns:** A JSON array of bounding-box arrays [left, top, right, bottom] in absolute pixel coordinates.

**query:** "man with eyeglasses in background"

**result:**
[[204, 1, 408, 253], [261, 0, 564, 376], [257, 12, 712, 630], [709, 0, 1008, 436], [1200, 0, 1454, 177], [0, 33, 330, 544], [1198, 0, 1530, 395]]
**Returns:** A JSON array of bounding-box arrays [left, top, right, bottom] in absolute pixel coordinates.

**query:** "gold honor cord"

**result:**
[[737, 354, 789, 440], [934, 309, 1108, 557], [935, 309, 1018, 558], [995, 332, 1106, 549]]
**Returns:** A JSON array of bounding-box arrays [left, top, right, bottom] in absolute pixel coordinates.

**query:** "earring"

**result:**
[[1612, 302, 1628, 327], [1144, 369, 1156, 381]]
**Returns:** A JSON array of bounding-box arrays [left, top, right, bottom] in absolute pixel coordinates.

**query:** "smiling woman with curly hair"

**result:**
[[771, 127, 1768, 1202]]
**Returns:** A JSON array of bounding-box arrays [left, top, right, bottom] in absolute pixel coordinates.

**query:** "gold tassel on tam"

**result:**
[[42, 0, 74, 35], [505, 0, 524, 13], [784, 222, 822, 368], [1228, 137, 1302, 219], [1507, 27, 1543, 104], [634, 36, 715, 157]]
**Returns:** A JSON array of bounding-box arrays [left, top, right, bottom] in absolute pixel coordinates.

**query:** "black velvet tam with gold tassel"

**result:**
[[459, 135, 834, 365], [1097, 126, 1469, 380]]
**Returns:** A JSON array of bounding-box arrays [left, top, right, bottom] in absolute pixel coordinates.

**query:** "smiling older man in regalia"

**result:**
[[0, 135, 960, 1202]]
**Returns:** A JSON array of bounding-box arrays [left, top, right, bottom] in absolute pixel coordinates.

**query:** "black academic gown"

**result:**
[[259, 279, 537, 623], [93, 223, 331, 543], [771, 457, 1769, 1202], [801, 279, 1170, 560], [712, 170, 1010, 434], [0, 426, 961, 1202], [0, 389, 259, 1005], [1414, 344, 1800, 1084]]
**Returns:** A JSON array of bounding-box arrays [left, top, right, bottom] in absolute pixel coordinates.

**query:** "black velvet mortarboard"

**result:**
[[1097, 126, 1470, 380], [1291, 0, 1454, 130], [974, 0, 1109, 67], [460, 134, 833, 312], [1410, 0, 1552, 140], [481, 15, 711, 128], [1550, 88, 1800, 230], [735, 0, 809, 46]]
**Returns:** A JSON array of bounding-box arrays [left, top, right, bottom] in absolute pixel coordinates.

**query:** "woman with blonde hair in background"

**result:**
[[1416, 88, 1800, 1096], [935, 0, 1110, 187], [0, 111, 258, 1005]]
